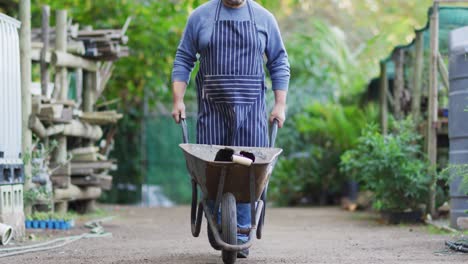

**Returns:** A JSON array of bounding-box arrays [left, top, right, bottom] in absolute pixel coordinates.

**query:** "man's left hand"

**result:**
[[269, 103, 286, 128]]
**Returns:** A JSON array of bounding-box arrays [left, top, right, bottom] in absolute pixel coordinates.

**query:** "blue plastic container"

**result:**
[[54, 220, 60, 229], [59, 220, 66, 230], [47, 220, 54, 229], [25, 220, 32, 229], [32, 220, 39, 229], [442, 108, 449, 117]]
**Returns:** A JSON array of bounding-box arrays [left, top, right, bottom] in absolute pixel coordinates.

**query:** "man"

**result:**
[[171, 0, 290, 258]]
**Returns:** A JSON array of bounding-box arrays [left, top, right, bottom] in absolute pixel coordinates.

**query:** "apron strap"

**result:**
[[215, 0, 256, 24], [246, 0, 256, 25], [215, 0, 223, 22]]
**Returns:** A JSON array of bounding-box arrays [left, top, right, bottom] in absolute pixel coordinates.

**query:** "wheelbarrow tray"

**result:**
[[179, 144, 282, 203]]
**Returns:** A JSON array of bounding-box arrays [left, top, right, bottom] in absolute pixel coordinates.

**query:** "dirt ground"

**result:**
[[4, 206, 467, 264]]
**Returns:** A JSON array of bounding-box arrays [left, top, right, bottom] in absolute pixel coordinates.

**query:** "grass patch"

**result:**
[[72, 207, 113, 222], [349, 211, 380, 222], [426, 225, 452, 235]]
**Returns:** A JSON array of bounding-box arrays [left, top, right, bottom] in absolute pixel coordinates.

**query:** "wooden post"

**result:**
[[56, 11, 68, 100], [40, 5, 50, 96], [19, 0, 31, 236], [83, 71, 98, 113], [379, 61, 388, 135], [82, 62, 100, 213], [394, 49, 404, 120], [54, 10, 69, 214], [76, 68, 83, 107], [83, 71, 98, 152], [20, 0, 32, 197], [428, 2, 439, 217], [412, 31, 424, 121]]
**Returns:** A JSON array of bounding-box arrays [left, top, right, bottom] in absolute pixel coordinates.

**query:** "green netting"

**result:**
[[68, 72, 77, 101], [145, 115, 196, 204], [381, 6, 468, 78]]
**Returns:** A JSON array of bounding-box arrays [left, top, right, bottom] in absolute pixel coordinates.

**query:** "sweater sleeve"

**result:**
[[265, 14, 290, 91], [172, 14, 198, 84]]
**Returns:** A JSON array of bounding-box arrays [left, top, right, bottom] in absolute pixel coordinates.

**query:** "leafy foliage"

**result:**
[[340, 119, 431, 211], [270, 103, 377, 206], [10, 0, 438, 205], [440, 165, 468, 195], [27, 0, 203, 203], [30, 0, 201, 105]]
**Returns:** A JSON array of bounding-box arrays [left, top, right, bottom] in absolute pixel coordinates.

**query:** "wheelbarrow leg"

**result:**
[[191, 180, 203, 237], [257, 181, 268, 239]]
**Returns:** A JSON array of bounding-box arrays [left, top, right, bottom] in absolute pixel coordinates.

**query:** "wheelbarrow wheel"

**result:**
[[221, 193, 237, 264]]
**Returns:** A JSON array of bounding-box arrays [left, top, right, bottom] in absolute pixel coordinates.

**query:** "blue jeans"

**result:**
[[207, 201, 251, 243]]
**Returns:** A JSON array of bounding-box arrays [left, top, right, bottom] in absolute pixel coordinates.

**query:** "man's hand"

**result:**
[[270, 90, 287, 128], [172, 100, 186, 124], [172, 81, 188, 123], [270, 102, 286, 128]]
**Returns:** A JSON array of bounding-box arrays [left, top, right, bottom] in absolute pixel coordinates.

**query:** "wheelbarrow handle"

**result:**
[[181, 117, 278, 146], [270, 119, 279, 148], [181, 118, 189, 144]]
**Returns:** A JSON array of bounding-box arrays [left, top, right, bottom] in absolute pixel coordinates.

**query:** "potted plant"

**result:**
[[50, 213, 60, 230], [25, 215, 33, 229], [36, 212, 48, 229], [46, 212, 54, 229], [56, 214, 66, 230], [63, 214, 73, 230], [341, 120, 430, 223], [31, 213, 40, 229]]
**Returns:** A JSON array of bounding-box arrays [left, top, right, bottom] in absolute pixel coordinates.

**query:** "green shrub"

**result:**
[[33, 212, 49, 221], [270, 103, 377, 205], [440, 164, 468, 194], [340, 119, 430, 212]]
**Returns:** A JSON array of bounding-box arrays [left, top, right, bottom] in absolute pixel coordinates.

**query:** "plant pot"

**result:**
[[47, 220, 54, 229], [59, 220, 66, 230], [39, 221, 47, 229], [381, 210, 424, 224], [25, 220, 32, 229], [65, 221, 71, 230], [442, 108, 449, 117], [32, 221, 39, 229], [53, 220, 60, 229]]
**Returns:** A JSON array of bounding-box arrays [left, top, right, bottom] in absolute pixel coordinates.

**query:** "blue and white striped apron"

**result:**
[[195, 0, 268, 148]]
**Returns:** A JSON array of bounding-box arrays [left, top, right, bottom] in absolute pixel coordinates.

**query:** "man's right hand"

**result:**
[[172, 81, 188, 123], [172, 100, 186, 124]]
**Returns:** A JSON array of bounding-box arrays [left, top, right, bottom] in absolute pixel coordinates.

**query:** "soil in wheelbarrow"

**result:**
[[6, 205, 466, 264]]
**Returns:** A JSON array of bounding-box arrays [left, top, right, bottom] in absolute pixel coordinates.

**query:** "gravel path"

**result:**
[[4, 206, 467, 263]]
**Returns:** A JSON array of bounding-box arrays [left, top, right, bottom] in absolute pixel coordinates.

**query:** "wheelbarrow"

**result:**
[[179, 119, 282, 264]]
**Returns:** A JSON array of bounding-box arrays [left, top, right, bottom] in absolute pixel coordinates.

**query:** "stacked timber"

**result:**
[[27, 7, 126, 214], [69, 147, 114, 191], [29, 96, 121, 190], [76, 28, 130, 60], [31, 18, 130, 61]]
